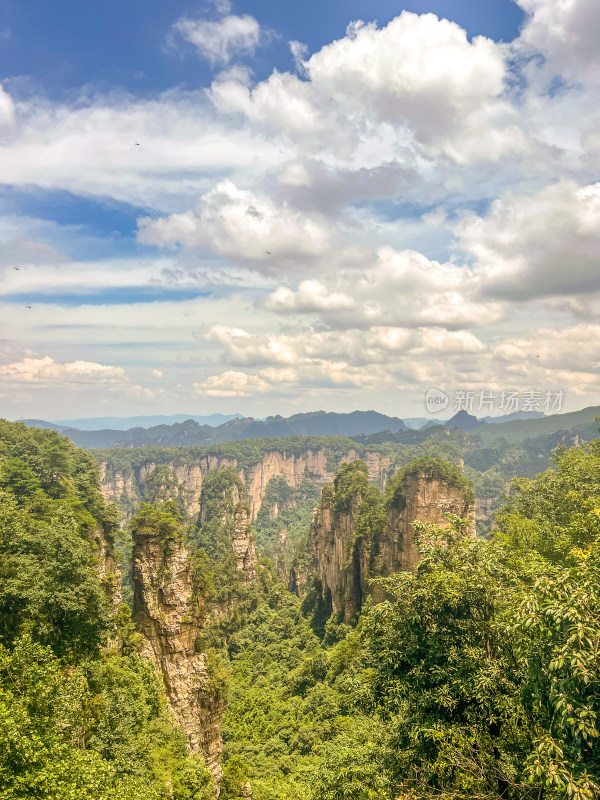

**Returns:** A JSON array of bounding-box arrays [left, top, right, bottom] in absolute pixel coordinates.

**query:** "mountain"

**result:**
[[445, 410, 486, 432], [475, 404, 600, 447], [214, 410, 407, 440], [403, 417, 448, 429], [20, 409, 408, 449], [482, 410, 545, 424], [48, 413, 243, 430]]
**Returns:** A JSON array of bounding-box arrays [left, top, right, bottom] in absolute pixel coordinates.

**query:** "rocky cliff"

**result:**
[[309, 459, 475, 620], [131, 473, 258, 791], [380, 471, 475, 575], [98, 446, 392, 523], [91, 524, 122, 615], [132, 529, 225, 786]]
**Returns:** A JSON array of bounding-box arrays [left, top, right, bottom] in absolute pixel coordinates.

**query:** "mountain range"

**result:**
[[19, 409, 408, 449]]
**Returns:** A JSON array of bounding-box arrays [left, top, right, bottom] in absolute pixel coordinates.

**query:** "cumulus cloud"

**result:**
[[172, 13, 262, 66], [0, 356, 159, 407], [492, 323, 600, 395], [264, 248, 502, 329], [0, 356, 127, 385], [203, 323, 487, 369], [458, 180, 600, 300], [3, 7, 600, 416], [194, 369, 270, 397], [137, 179, 332, 264], [194, 361, 391, 397], [265, 280, 355, 313], [0, 93, 290, 210], [516, 0, 600, 84], [209, 11, 525, 164]]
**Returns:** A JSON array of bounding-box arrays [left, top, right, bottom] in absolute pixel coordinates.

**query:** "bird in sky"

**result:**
[[12, 266, 19, 270], [265, 250, 271, 255], [25, 305, 32, 309]]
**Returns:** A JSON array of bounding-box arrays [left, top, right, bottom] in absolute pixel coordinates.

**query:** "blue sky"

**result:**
[[1, 0, 599, 420], [2, 1, 524, 97]]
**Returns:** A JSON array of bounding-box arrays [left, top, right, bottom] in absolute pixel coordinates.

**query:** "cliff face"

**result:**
[[308, 494, 371, 621], [310, 470, 475, 621], [132, 475, 258, 790], [132, 531, 224, 785], [381, 473, 475, 574], [98, 448, 393, 524], [230, 503, 257, 582], [91, 525, 122, 615]]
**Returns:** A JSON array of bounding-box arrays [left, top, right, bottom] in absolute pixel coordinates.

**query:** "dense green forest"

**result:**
[[1, 418, 600, 799], [0, 421, 213, 799]]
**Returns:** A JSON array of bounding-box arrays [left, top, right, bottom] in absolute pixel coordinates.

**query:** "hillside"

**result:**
[[3, 418, 600, 799], [474, 404, 600, 446]]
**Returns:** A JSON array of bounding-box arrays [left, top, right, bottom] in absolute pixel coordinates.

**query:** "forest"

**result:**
[[1, 417, 599, 799]]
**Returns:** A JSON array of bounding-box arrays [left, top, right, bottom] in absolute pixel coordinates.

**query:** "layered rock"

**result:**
[[231, 503, 257, 582], [381, 472, 475, 574], [132, 530, 224, 786], [98, 447, 394, 523], [309, 461, 475, 620], [131, 471, 259, 790]]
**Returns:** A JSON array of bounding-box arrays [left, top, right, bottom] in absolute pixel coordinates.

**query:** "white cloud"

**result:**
[[0, 93, 290, 211], [0, 84, 15, 137], [194, 369, 270, 397], [516, 0, 600, 84], [492, 323, 600, 394], [172, 14, 262, 66], [202, 323, 487, 369], [211, 0, 232, 14], [137, 179, 332, 264], [263, 280, 355, 313], [0, 356, 126, 385], [264, 247, 503, 329], [458, 180, 600, 300], [209, 11, 525, 164], [0, 355, 161, 413]]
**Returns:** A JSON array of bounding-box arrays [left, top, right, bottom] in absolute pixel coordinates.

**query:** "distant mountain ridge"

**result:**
[[50, 413, 243, 431], [18, 409, 409, 449], [16, 406, 599, 452]]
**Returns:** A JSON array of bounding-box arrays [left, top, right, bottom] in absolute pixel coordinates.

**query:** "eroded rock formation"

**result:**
[[231, 503, 257, 582], [309, 462, 475, 621], [98, 447, 393, 523], [132, 473, 258, 791], [132, 530, 224, 785]]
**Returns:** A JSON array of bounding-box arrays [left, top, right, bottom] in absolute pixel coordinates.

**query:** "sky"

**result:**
[[1, 0, 600, 421]]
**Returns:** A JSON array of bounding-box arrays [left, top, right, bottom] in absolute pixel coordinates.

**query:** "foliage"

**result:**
[[0, 635, 213, 800], [220, 593, 355, 800], [5, 416, 600, 800], [386, 456, 475, 508], [498, 440, 600, 562], [253, 478, 321, 568], [0, 421, 215, 797], [310, 440, 600, 799], [143, 465, 186, 512], [0, 497, 112, 660], [128, 501, 184, 542]]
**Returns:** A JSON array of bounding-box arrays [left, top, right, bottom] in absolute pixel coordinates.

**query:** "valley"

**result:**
[[2, 408, 600, 798]]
